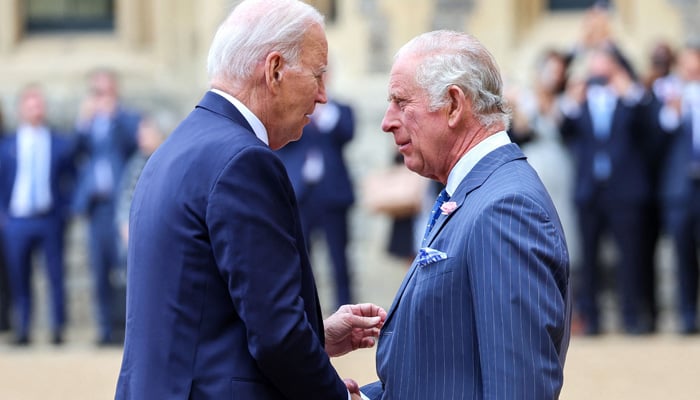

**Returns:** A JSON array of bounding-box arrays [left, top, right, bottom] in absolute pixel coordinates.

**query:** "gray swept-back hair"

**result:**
[[207, 0, 324, 83], [396, 30, 511, 129]]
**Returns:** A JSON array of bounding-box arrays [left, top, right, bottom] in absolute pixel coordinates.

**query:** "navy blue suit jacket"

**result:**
[[561, 97, 651, 205], [657, 108, 696, 205], [363, 144, 571, 399], [275, 100, 355, 208], [116, 92, 347, 399], [0, 131, 76, 223]]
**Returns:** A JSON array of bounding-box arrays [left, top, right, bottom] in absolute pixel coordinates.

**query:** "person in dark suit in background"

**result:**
[[561, 46, 655, 335], [653, 44, 700, 334], [275, 86, 356, 308], [116, 1, 385, 398], [73, 68, 140, 345], [362, 30, 571, 400], [0, 103, 11, 333], [0, 85, 76, 345]]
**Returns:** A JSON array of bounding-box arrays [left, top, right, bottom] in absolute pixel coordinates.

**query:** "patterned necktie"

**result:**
[[422, 189, 450, 246]]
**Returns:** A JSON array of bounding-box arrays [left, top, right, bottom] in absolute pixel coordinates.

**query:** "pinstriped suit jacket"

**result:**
[[363, 144, 571, 399]]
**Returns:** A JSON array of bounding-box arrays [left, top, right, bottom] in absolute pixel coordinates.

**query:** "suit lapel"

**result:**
[[382, 144, 527, 327], [426, 144, 526, 246]]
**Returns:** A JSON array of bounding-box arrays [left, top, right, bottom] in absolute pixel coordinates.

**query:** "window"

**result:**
[[25, 0, 115, 33], [548, 0, 600, 10]]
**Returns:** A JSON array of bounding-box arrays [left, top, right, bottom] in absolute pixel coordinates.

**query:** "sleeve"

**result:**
[[360, 381, 384, 400], [467, 193, 570, 400], [206, 146, 347, 400]]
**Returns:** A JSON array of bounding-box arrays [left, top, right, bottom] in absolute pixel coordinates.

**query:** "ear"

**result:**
[[265, 52, 284, 91], [446, 85, 467, 128]]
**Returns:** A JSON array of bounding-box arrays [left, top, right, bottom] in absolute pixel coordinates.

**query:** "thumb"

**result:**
[[348, 314, 381, 329]]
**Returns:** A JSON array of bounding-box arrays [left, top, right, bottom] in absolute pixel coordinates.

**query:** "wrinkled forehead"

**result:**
[[299, 23, 328, 65], [388, 53, 422, 92]]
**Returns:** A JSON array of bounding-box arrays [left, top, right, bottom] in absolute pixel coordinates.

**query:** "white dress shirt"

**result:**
[[445, 130, 512, 196], [10, 124, 53, 217], [210, 89, 269, 146]]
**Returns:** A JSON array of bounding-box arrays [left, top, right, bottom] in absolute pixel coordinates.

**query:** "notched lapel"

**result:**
[[383, 144, 527, 325], [425, 144, 525, 246]]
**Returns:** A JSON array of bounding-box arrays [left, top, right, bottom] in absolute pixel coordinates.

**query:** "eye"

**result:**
[[388, 96, 406, 110], [313, 68, 327, 83], [396, 99, 408, 111]]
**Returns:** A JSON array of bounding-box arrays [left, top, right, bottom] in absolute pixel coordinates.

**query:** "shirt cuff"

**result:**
[[347, 390, 371, 400]]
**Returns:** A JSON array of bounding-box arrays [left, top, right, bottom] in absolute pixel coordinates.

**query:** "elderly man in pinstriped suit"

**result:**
[[361, 31, 571, 399]]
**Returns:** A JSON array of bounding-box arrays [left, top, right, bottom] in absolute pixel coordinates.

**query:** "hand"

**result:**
[[77, 97, 98, 125], [344, 378, 359, 394], [324, 303, 387, 357], [666, 96, 682, 115], [565, 79, 586, 106], [610, 69, 633, 97], [345, 377, 366, 400]]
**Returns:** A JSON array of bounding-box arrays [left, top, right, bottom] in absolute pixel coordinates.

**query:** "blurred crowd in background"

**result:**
[[0, 69, 173, 347], [1, 1, 700, 349]]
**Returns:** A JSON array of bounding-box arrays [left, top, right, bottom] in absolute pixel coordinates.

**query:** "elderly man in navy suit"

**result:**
[[115, 1, 385, 399], [0, 85, 75, 345], [362, 31, 571, 399]]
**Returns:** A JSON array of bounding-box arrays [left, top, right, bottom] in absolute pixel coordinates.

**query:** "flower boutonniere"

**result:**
[[440, 201, 457, 215]]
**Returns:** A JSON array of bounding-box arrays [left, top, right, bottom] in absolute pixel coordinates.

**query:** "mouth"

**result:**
[[395, 139, 411, 153]]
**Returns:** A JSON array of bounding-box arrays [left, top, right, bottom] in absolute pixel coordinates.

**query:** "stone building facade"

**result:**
[[0, 0, 692, 129]]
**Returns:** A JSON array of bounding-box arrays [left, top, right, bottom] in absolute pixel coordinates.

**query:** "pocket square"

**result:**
[[416, 247, 448, 267]]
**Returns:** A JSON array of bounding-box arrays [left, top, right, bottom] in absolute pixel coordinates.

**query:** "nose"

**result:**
[[381, 103, 398, 133], [316, 79, 328, 104]]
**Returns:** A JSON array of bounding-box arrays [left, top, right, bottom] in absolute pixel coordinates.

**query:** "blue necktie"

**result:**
[[28, 144, 39, 214], [422, 189, 450, 246]]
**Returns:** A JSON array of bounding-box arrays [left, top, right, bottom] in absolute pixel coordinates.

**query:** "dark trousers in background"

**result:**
[[0, 236, 11, 331], [3, 215, 66, 340], [575, 197, 654, 334], [300, 204, 352, 309], [664, 185, 700, 333], [88, 201, 122, 343]]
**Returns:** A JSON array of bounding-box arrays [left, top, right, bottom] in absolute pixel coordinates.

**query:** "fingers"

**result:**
[[359, 336, 376, 348], [347, 314, 382, 329], [348, 303, 388, 321], [344, 378, 359, 393]]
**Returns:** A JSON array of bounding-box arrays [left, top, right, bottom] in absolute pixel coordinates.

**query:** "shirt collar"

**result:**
[[210, 89, 269, 146], [445, 130, 511, 196]]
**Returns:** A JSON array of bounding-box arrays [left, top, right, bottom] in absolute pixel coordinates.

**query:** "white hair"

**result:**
[[396, 30, 511, 129], [207, 0, 324, 83]]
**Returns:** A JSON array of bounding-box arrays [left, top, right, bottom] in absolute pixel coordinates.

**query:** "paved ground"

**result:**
[[2, 218, 699, 399], [0, 333, 699, 399]]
